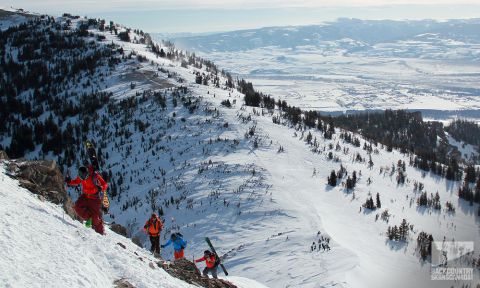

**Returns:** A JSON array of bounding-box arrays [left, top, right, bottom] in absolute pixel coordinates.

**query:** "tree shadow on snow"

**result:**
[[362, 207, 375, 215], [324, 184, 335, 192], [415, 205, 440, 216], [341, 188, 353, 195], [457, 197, 477, 217], [444, 179, 457, 195], [384, 238, 407, 251]]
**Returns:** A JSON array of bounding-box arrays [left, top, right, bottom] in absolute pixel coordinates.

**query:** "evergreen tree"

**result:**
[[195, 74, 202, 84], [392, 225, 399, 240], [118, 31, 130, 42], [376, 193, 381, 208], [465, 164, 476, 183], [363, 196, 375, 210], [8, 124, 35, 158], [387, 226, 393, 240], [399, 219, 409, 240], [328, 170, 337, 186], [306, 132, 312, 144], [475, 179, 480, 204], [346, 176, 354, 189]]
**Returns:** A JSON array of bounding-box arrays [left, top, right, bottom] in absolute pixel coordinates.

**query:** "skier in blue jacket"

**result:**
[[161, 233, 187, 259]]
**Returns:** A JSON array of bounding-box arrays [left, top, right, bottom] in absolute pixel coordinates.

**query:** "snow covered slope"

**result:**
[[1, 11, 479, 288], [0, 165, 191, 288], [0, 8, 32, 30], [91, 21, 479, 288], [0, 164, 266, 288]]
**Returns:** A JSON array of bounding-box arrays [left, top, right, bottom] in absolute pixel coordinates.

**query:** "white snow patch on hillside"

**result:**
[[446, 132, 479, 161], [0, 9, 31, 31]]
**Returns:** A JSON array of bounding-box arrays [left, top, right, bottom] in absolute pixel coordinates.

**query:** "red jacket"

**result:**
[[68, 166, 107, 197], [195, 254, 217, 268]]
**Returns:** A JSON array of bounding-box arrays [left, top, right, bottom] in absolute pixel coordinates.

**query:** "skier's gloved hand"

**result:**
[[102, 206, 109, 213], [160, 244, 165, 248], [65, 176, 71, 183]]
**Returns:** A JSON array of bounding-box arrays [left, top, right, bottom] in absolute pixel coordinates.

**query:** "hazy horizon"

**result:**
[[3, 2, 480, 33]]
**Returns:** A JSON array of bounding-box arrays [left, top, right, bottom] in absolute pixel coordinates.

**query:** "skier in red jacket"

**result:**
[[195, 250, 219, 279], [67, 165, 108, 235]]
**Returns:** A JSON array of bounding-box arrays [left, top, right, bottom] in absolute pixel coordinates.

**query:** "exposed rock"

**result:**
[[5, 158, 77, 219], [159, 258, 237, 288], [110, 223, 128, 237], [113, 278, 136, 288], [131, 236, 143, 248], [0, 150, 9, 160], [117, 242, 126, 249]]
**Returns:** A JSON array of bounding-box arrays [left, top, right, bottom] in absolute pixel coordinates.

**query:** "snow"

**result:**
[[445, 132, 479, 161], [105, 34, 479, 286], [189, 47, 480, 114], [0, 9, 31, 30], [0, 164, 265, 288], [168, 20, 480, 119], [1, 11, 479, 288], [0, 166, 184, 288]]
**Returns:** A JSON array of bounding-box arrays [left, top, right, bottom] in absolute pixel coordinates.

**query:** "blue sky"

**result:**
[[3, 1, 480, 33]]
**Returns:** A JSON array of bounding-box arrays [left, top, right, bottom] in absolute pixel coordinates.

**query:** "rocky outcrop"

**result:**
[[132, 236, 143, 248], [110, 223, 128, 237], [158, 258, 237, 288], [114, 278, 136, 288], [2, 152, 76, 219], [0, 150, 8, 160]]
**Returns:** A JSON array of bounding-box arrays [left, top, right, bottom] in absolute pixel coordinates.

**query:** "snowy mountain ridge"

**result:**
[[0, 9, 479, 288], [170, 18, 480, 55]]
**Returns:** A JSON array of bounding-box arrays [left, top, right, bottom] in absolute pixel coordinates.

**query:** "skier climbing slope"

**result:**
[[66, 165, 108, 235]]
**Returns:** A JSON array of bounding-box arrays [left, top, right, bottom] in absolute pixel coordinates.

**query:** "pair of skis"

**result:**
[[205, 237, 229, 276], [85, 140, 110, 212]]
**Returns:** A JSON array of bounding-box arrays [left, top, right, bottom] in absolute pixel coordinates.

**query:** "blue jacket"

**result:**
[[163, 237, 187, 251]]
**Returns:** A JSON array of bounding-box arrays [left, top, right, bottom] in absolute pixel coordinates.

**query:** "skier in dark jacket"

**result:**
[[66, 165, 108, 235], [144, 213, 163, 255], [195, 250, 219, 279], [161, 232, 187, 260]]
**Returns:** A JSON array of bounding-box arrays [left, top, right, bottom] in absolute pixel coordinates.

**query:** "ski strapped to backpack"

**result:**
[[205, 237, 228, 276], [85, 140, 110, 212]]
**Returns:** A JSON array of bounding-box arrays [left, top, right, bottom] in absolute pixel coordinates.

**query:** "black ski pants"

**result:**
[[149, 235, 160, 254], [202, 266, 218, 279]]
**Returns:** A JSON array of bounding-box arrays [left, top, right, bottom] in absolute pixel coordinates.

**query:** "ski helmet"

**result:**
[[204, 250, 211, 255], [171, 233, 177, 240], [78, 166, 89, 180]]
